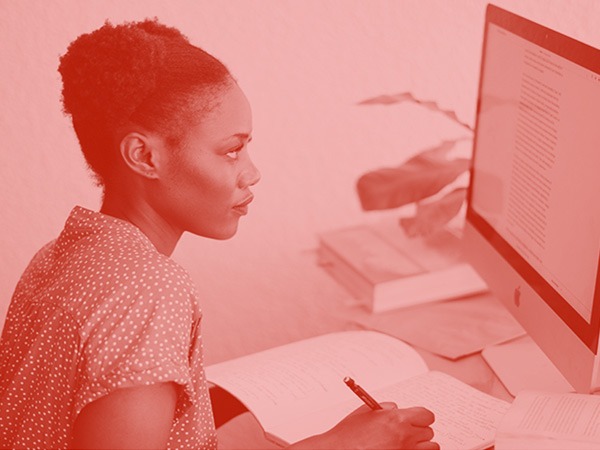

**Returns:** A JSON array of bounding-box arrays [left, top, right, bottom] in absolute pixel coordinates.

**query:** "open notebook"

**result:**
[[206, 330, 510, 449]]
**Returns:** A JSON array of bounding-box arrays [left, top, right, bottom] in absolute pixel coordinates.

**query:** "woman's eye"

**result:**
[[226, 147, 242, 160]]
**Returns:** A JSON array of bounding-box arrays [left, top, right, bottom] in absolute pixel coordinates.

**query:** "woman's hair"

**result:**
[[58, 19, 233, 186]]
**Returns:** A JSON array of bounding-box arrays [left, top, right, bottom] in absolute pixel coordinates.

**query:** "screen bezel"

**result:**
[[466, 4, 600, 352]]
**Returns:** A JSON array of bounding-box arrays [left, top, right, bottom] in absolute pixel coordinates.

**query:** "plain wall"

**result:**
[[1, 0, 598, 363]]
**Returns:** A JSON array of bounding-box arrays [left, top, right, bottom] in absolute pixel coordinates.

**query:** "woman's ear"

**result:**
[[119, 132, 160, 179]]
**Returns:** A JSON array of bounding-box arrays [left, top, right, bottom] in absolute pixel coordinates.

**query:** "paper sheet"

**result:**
[[496, 390, 600, 450], [351, 294, 525, 359]]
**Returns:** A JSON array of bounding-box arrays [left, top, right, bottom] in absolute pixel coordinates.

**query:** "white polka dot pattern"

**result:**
[[0, 206, 217, 449]]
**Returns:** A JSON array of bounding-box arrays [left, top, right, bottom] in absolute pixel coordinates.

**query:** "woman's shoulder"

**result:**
[[58, 231, 201, 326], [74, 249, 201, 342], [56, 207, 199, 297], [76, 226, 195, 287]]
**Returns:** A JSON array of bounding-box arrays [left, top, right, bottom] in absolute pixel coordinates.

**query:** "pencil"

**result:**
[[343, 376, 383, 410]]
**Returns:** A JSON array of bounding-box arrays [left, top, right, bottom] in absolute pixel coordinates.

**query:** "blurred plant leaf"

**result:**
[[358, 92, 473, 131], [400, 187, 468, 237], [356, 140, 470, 211]]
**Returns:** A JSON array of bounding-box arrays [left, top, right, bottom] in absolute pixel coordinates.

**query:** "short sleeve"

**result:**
[[74, 273, 197, 418]]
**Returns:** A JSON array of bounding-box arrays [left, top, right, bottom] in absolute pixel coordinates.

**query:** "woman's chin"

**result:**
[[191, 222, 239, 240]]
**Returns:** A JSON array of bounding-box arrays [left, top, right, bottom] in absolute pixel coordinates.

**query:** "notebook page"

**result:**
[[269, 370, 509, 448], [495, 390, 600, 450], [380, 371, 510, 450], [205, 330, 427, 435]]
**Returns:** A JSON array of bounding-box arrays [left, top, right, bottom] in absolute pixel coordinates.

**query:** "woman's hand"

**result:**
[[289, 403, 439, 450]]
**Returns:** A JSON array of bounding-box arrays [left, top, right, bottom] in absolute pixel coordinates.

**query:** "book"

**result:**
[[495, 390, 600, 450], [205, 330, 510, 449], [317, 220, 488, 312]]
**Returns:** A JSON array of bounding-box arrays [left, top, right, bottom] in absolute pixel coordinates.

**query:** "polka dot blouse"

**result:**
[[0, 206, 217, 449]]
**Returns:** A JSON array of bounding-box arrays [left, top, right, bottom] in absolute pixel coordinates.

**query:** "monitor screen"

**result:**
[[467, 8, 600, 351]]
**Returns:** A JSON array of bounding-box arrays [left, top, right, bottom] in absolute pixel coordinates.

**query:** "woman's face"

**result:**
[[151, 83, 260, 240]]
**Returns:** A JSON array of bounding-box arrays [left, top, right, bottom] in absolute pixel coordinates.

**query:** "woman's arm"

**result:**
[[69, 382, 178, 449]]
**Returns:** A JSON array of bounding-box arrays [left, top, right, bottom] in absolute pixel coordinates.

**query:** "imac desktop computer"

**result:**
[[464, 5, 600, 394]]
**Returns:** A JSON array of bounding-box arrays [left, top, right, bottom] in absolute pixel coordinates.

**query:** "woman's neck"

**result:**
[[100, 191, 182, 257]]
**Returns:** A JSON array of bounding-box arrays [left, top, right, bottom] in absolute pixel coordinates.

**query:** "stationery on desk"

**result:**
[[317, 219, 487, 313], [343, 376, 383, 410], [205, 330, 510, 450]]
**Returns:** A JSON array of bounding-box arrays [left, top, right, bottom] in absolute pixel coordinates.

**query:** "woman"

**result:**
[[0, 19, 439, 449]]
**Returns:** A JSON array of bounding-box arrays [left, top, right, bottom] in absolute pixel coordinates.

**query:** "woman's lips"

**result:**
[[233, 195, 254, 215]]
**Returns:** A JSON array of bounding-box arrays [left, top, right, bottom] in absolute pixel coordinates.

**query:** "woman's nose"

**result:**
[[239, 158, 261, 188]]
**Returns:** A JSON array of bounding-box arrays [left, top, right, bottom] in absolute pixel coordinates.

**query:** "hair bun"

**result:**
[[59, 19, 186, 128]]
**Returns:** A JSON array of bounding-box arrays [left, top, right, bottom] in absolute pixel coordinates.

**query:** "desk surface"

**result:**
[[207, 250, 513, 448]]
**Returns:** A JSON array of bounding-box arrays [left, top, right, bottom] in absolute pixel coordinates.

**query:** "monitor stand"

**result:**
[[482, 335, 574, 396]]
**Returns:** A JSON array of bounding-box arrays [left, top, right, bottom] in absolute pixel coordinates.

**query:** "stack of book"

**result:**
[[317, 219, 488, 312]]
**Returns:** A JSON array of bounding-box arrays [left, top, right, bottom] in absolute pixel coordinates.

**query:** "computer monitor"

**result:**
[[464, 4, 600, 394]]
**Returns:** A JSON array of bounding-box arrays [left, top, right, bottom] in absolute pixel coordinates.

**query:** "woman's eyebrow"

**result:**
[[228, 133, 252, 142], [218, 133, 252, 148]]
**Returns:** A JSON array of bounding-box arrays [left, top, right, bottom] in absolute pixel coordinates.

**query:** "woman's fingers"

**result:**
[[401, 406, 435, 427], [379, 401, 398, 410], [414, 426, 435, 442], [414, 441, 441, 450]]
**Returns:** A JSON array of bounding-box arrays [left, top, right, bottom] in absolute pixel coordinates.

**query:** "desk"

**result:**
[[208, 250, 513, 448]]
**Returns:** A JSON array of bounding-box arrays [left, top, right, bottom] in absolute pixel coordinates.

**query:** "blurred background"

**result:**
[[1, 0, 598, 363]]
